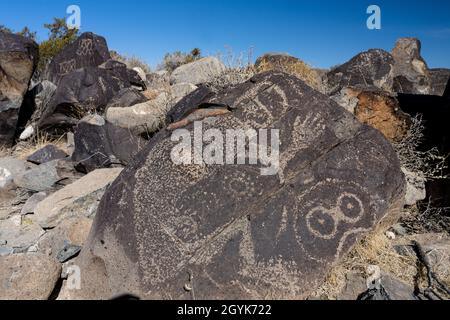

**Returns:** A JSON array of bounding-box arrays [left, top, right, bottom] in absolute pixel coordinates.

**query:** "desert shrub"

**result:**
[[393, 115, 449, 180], [0, 25, 36, 40], [157, 48, 202, 72], [110, 51, 151, 73]]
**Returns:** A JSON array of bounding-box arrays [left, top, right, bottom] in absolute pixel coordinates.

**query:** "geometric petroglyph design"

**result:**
[[59, 59, 76, 75], [306, 193, 364, 239], [76, 39, 94, 56]]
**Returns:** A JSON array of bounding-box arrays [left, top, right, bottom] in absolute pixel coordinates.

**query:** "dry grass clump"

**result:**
[[314, 231, 417, 299], [206, 47, 256, 92], [0, 145, 12, 157], [13, 130, 67, 160]]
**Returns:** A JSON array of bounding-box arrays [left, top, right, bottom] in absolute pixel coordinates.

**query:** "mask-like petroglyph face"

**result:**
[[59, 59, 76, 75], [76, 39, 94, 56], [294, 180, 373, 263]]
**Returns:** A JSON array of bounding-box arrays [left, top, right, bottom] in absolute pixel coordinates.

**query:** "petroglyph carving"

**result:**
[[59, 59, 76, 75], [278, 113, 326, 183], [292, 180, 374, 265], [306, 193, 364, 240], [76, 39, 94, 56]]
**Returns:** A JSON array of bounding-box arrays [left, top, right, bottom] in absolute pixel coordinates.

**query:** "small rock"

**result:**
[[27, 244, 39, 253], [0, 157, 28, 181], [0, 253, 61, 300], [57, 243, 82, 263], [385, 231, 396, 240], [0, 247, 14, 257], [133, 67, 147, 83], [0, 216, 45, 251], [38, 217, 92, 260], [20, 192, 47, 215], [337, 272, 368, 300], [106, 87, 148, 109], [170, 82, 198, 103], [66, 132, 75, 156], [391, 223, 408, 236], [33, 168, 122, 229], [14, 161, 62, 192], [402, 167, 427, 206], [27, 145, 67, 165], [380, 273, 416, 300], [411, 233, 450, 284], [19, 125, 35, 141]]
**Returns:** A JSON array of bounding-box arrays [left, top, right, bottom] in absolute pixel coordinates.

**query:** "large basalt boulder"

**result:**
[[72, 115, 146, 173], [255, 53, 322, 91], [46, 32, 111, 85], [429, 69, 450, 96], [326, 49, 395, 95], [38, 60, 146, 130], [170, 57, 226, 85], [391, 38, 431, 95], [105, 92, 170, 137], [0, 32, 39, 146], [71, 71, 406, 300]]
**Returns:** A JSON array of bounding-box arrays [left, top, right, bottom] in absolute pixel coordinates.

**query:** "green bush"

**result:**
[[37, 18, 79, 73]]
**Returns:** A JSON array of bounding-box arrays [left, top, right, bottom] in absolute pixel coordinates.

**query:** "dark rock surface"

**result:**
[[326, 49, 395, 95], [391, 38, 430, 95], [71, 115, 146, 173], [106, 87, 148, 110], [72, 71, 405, 299], [429, 69, 450, 96], [38, 60, 146, 131], [46, 32, 111, 85], [27, 144, 68, 165], [0, 31, 39, 146], [166, 85, 215, 124]]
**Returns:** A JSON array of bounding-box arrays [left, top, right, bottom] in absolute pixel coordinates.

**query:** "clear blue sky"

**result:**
[[1, 0, 450, 69]]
